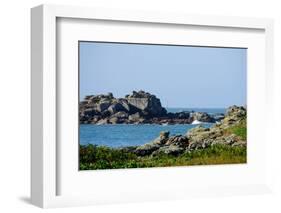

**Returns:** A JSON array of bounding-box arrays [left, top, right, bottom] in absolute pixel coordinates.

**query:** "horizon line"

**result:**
[[164, 106, 234, 109]]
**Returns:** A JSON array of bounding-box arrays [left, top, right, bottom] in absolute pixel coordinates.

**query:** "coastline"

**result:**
[[80, 105, 247, 170]]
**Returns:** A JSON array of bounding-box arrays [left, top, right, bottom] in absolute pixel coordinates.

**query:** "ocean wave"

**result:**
[[191, 120, 203, 125]]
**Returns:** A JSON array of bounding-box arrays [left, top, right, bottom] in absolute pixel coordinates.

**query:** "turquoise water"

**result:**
[[80, 123, 213, 147], [79, 108, 225, 148]]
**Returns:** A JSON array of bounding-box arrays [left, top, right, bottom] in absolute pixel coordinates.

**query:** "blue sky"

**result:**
[[79, 42, 246, 108]]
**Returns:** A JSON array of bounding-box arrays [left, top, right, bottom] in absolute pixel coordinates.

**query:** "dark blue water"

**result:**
[[80, 123, 213, 147]]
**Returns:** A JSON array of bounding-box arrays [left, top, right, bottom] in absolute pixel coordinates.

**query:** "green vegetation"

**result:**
[[79, 144, 246, 170], [225, 119, 247, 140]]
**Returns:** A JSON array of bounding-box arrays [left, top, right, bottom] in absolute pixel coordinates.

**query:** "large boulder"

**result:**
[[191, 112, 214, 123], [226, 105, 246, 117], [128, 112, 140, 120], [126, 90, 167, 117], [100, 110, 111, 118], [231, 141, 247, 147], [109, 111, 129, 124], [212, 113, 225, 122], [134, 143, 160, 156], [108, 102, 127, 114], [118, 99, 132, 112], [90, 116, 102, 124], [109, 117, 119, 124], [153, 131, 170, 145], [96, 118, 109, 125], [134, 131, 170, 156], [186, 125, 224, 149], [165, 135, 189, 148], [218, 105, 247, 129], [186, 125, 210, 136], [81, 108, 99, 117], [174, 111, 190, 119], [84, 93, 114, 104], [96, 101, 111, 112], [152, 145, 184, 156]]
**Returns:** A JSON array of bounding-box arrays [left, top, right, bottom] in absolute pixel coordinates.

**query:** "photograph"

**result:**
[[79, 41, 247, 170]]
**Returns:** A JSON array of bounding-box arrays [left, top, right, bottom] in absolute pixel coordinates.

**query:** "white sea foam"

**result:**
[[191, 120, 203, 125]]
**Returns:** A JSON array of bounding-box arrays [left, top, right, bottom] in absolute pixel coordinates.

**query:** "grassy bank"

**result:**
[[224, 118, 247, 140], [79, 144, 246, 170]]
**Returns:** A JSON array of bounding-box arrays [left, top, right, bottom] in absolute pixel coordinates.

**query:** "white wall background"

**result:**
[[0, 0, 280, 212]]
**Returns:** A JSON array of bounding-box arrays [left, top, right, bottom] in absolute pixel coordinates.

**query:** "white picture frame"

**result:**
[[31, 4, 274, 208]]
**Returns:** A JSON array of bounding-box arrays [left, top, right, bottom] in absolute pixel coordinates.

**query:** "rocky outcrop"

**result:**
[[80, 91, 224, 124], [186, 105, 246, 150], [80, 91, 166, 124], [134, 131, 169, 156], [126, 90, 167, 117], [120, 105, 246, 157], [191, 112, 215, 123]]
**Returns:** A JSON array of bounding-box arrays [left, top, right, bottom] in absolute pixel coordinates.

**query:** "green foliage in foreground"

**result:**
[[226, 119, 247, 140], [79, 144, 246, 170]]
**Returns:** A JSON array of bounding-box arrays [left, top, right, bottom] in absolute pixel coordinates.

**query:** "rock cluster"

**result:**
[[123, 105, 247, 157], [80, 91, 223, 124]]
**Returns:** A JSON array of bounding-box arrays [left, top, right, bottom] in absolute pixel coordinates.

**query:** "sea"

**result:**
[[80, 108, 226, 148]]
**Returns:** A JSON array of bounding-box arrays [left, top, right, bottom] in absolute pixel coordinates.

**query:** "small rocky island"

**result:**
[[80, 90, 224, 125]]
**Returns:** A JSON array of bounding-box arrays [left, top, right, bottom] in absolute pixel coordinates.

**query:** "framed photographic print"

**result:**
[[31, 4, 274, 208], [78, 41, 248, 170]]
